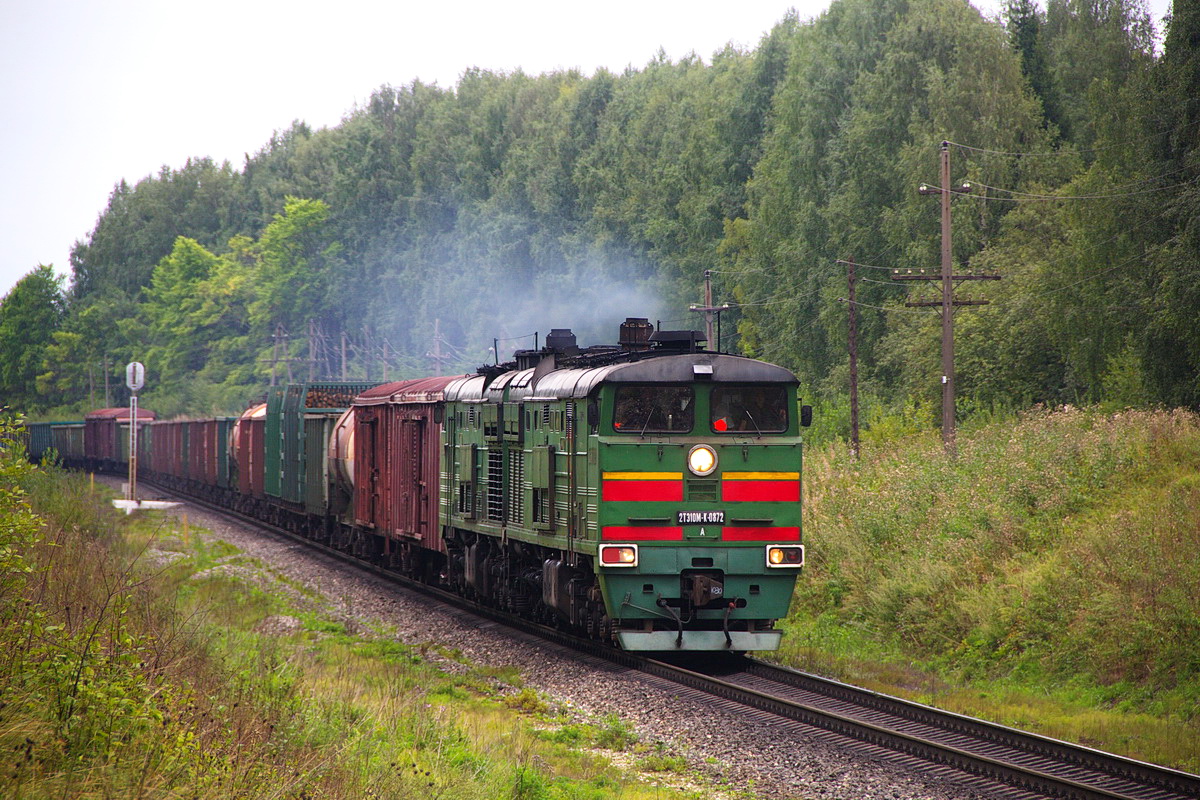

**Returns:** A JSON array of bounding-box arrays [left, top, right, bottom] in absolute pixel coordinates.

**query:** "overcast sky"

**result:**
[[0, 0, 1171, 299]]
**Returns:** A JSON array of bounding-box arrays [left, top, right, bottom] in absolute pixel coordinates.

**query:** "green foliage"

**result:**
[[592, 714, 637, 752], [70, 158, 243, 300], [5, 0, 1187, 419], [0, 266, 64, 412], [35, 290, 138, 413]]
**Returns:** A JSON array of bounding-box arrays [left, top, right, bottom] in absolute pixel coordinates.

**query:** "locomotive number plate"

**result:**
[[677, 510, 725, 525]]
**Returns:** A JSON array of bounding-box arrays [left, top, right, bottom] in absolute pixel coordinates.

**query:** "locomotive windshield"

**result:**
[[710, 385, 789, 433], [612, 386, 694, 433]]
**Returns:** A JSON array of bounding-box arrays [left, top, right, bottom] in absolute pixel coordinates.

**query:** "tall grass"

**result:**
[[784, 406, 1200, 769]]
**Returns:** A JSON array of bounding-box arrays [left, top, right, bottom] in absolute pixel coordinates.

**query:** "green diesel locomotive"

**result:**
[[439, 320, 810, 651]]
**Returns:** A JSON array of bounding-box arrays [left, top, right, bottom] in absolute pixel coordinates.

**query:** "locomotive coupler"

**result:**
[[686, 573, 724, 608]]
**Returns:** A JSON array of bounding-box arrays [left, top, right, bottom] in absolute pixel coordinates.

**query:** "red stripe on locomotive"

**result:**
[[602, 480, 684, 502], [601, 526, 684, 541], [722, 480, 800, 502], [722, 526, 801, 541]]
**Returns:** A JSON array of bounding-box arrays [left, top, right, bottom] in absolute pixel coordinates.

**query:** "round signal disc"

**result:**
[[687, 444, 718, 477]]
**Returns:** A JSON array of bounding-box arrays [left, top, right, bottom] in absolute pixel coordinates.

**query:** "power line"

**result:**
[[837, 297, 934, 314], [961, 175, 1200, 202], [1039, 250, 1149, 297], [836, 258, 905, 271], [494, 331, 538, 343], [735, 287, 825, 307]]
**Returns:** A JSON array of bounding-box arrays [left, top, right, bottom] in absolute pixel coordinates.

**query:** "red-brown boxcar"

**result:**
[[187, 419, 219, 488], [84, 407, 156, 467], [146, 419, 185, 481], [352, 377, 461, 555]]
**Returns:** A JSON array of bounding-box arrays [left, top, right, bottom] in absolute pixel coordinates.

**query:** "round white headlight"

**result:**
[[687, 444, 717, 476]]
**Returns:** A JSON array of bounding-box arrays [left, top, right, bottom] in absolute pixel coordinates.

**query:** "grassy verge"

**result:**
[[779, 406, 1200, 771], [0, 455, 731, 798]]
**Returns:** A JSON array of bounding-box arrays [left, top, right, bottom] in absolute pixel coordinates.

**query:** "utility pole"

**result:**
[[427, 318, 447, 374], [308, 319, 316, 382], [690, 269, 731, 351], [341, 330, 348, 380], [846, 258, 860, 460], [904, 141, 1000, 454], [364, 326, 373, 381]]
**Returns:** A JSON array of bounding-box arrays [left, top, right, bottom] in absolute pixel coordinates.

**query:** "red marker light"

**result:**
[[599, 545, 638, 566], [714, 418, 728, 431]]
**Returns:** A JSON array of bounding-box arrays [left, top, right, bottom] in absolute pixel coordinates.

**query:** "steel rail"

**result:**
[[738, 661, 1200, 800], [138, 480, 1199, 800]]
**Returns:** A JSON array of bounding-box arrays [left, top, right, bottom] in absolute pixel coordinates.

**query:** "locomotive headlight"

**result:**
[[599, 544, 638, 567], [687, 444, 718, 477], [766, 545, 805, 568]]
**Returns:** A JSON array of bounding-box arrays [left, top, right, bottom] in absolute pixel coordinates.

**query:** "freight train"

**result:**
[[26, 318, 811, 652]]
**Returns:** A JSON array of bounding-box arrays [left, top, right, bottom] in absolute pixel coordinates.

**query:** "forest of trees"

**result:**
[[2, 0, 1196, 424]]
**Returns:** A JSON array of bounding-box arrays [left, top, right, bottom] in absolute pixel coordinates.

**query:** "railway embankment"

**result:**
[[779, 405, 1200, 772]]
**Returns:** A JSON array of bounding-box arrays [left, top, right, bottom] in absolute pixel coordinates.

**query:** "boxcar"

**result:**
[[52, 423, 86, 467], [350, 377, 462, 555], [25, 421, 82, 464], [84, 407, 156, 470]]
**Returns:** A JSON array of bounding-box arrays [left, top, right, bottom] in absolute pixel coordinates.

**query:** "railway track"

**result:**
[[143, 482, 1200, 800], [634, 658, 1200, 800]]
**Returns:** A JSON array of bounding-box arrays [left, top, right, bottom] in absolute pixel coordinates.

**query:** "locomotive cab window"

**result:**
[[710, 385, 789, 433], [612, 386, 693, 433]]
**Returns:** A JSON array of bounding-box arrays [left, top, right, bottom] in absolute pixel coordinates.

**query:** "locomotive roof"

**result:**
[[444, 353, 797, 403]]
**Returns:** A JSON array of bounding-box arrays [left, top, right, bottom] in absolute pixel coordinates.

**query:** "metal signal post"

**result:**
[[125, 361, 145, 502]]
